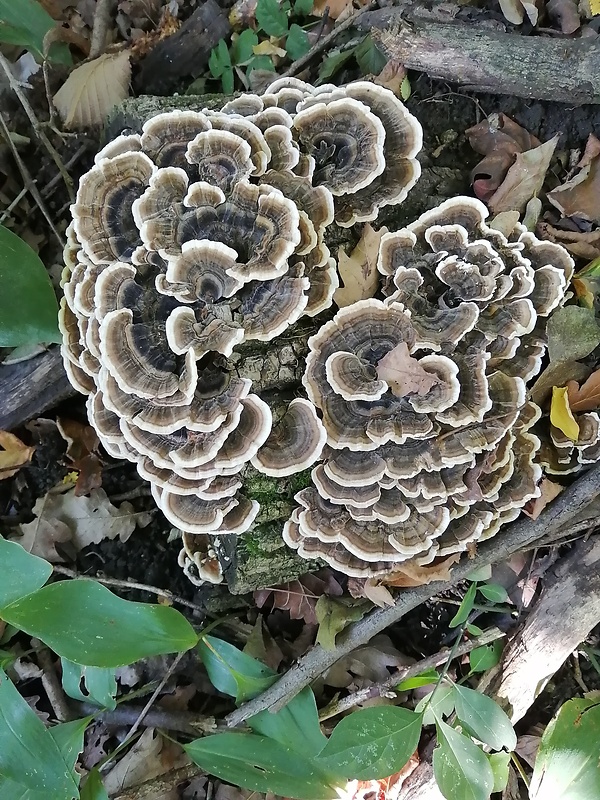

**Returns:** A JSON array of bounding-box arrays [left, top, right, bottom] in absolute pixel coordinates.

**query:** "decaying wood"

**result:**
[[0, 348, 75, 431], [226, 462, 600, 725], [357, 8, 600, 104], [134, 0, 230, 96]]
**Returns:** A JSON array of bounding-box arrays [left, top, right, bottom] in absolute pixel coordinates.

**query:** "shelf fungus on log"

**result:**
[[60, 82, 423, 586], [284, 197, 576, 578]]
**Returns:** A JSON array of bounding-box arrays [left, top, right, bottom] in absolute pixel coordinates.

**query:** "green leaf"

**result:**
[[477, 583, 509, 603], [231, 29, 259, 64], [61, 659, 117, 710], [293, 0, 314, 15], [316, 706, 423, 780], [49, 716, 94, 784], [450, 582, 477, 627], [433, 719, 494, 800], [466, 566, 492, 583], [0, 669, 78, 797], [469, 640, 503, 673], [0, 538, 51, 606], [547, 306, 600, 364], [249, 686, 327, 757], [0, 226, 60, 346], [354, 35, 387, 76], [488, 751, 511, 794], [396, 668, 439, 691], [0, 581, 198, 667], [185, 733, 341, 800], [209, 39, 231, 78], [315, 597, 367, 650], [466, 623, 484, 637], [286, 23, 310, 60], [400, 75, 411, 101], [198, 635, 277, 703], [80, 768, 109, 800], [221, 67, 235, 96], [246, 54, 276, 73], [0, 0, 71, 63], [256, 0, 289, 36], [415, 682, 455, 726], [530, 697, 600, 800], [453, 685, 516, 751], [318, 47, 356, 82]]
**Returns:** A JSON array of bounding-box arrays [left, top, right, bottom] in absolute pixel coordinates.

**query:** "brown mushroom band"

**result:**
[[60, 79, 581, 585]]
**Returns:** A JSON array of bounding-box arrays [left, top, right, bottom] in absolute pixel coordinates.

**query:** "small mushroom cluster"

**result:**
[[59, 79, 422, 583], [284, 197, 576, 576]]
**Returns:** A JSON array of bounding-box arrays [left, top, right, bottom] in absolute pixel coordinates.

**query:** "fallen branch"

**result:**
[[226, 462, 600, 726], [356, 8, 600, 103]]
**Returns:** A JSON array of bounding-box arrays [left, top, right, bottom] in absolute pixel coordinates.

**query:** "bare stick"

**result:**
[[279, 0, 379, 79], [0, 113, 64, 245], [32, 638, 73, 722], [89, 0, 117, 59], [76, 701, 218, 735], [0, 52, 74, 200], [226, 462, 600, 726], [318, 626, 505, 721]]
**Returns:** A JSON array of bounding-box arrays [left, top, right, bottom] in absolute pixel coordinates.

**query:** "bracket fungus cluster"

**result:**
[[59, 79, 422, 584], [61, 77, 587, 586]]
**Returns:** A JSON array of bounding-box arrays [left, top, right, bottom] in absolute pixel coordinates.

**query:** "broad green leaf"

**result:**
[[547, 306, 600, 364], [198, 635, 277, 703], [477, 583, 509, 603], [415, 682, 455, 726], [0, 669, 78, 796], [315, 597, 367, 650], [250, 686, 328, 757], [449, 582, 477, 627], [61, 659, 117, 710], [0, 538, 51, 606], [355, 35, 386, 76], [469, 640, 503, 673], [293, 0, 314, 15], [467, 566, 492, 583], [286, 24, 310, 60], [433, 719, 494, 800], [396, 668, 439, 691], [400, 76, 411, 101], [231, 29, 259, 64], [453, 685, 516, 751], [316, 706, 423, 780], [256, 0, 289, 36], [0, 650, 14, 669], [530, 697, 600, 800], [318, 47, 356, 82], [1, 581, 198, 667], [80, 768, 109, 800], [185, 733, 341, 800], [246, 54, 276, 73], [0, 0, 71, 63], [209, 39, 231, 78], [221, 67, 234, 96], [488, 751, 511, 794], [49, 715, 94, 785], [0, 226, 61, 346]]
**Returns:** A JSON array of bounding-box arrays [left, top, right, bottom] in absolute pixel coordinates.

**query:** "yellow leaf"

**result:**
[[253, 40, 287, 57], [333, 223, 388, 308], [550, 386, 580, 441], [590, 0, 600, 16], [0, 431, 35, 480], [53, 49, 131, 129]]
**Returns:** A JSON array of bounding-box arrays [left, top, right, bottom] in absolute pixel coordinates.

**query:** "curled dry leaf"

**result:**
[[374, 60, 407, 96], [566, 368, 600, 411], [0, 430, 35, 480], [523, 478, 564, 520], [548, 145, 600, 224], [466, 113, 539, 202], [547, 0, 581, 33], [57, 416, 102, 495], [529, 360, 590, 406], [498, 0, 541, 24], [376, 342, 441, 397], [381, 553, 461, 588], [489, 135, 559, 214], [254, 570, 343, 625], [323, 634, 411, 688], [537, 222, 600, 261], [550, 386, 580, 440], [53, 49, 131, 129], [333, 223, 388, 308]]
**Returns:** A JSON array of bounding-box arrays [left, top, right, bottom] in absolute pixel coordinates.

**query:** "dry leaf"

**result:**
[[57, 417, 103, 495], [381, 553, 461, 587], [14, 485, 151, 561], [489, 135, 559, 214], [548, 151, 600, 224], [536, 222, 600, 261], [324, 634, 411, 688], [547, 0, 581, 32], [529, 360, 590, 406], [53, 49, 131, 129], [0, 430, 35, 480], [376, 342, 441, 397], [103, 729, 189, 796], [590, 0, 600, 15], [312, 0, 357, 20], [253, 40, 287, 57], [374, 60, 407, 96], [498, 0, 541, 24], [550, 386, 580, 440], [522, 478, 564, 520], [515, 733, 541, 767], [566, 368, 600, 411], [254, 570, 343, 625], [333, 223, 387, 308], [363, 579, 396, 608]]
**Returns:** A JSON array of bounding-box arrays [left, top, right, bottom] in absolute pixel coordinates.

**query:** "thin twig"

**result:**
[[52, 565, 206, 615], [279, 0, 379, 79], [318, 627, 505, 721], [226, 462, 600, 727], [110, 763, 203, 800], [0, 186, 28, 224], [89, 0, 117, 59], [32, 638, 74, 722], [0, 112, 64, 245], [0, 51, 74, 201]]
